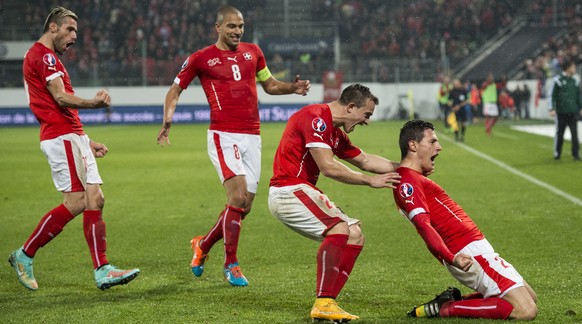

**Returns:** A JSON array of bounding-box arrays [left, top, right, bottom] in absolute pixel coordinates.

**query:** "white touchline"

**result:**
[[443, 137, 582, 207]]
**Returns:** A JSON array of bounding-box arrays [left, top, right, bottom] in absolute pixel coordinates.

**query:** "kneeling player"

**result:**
[[392, 120, 537, 320]]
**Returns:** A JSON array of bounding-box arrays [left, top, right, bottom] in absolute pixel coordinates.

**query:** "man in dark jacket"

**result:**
[[549, 60, 582, 160]]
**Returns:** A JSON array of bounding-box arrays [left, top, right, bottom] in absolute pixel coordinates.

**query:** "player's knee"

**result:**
[[327, 221, 349, 236], [64, 192, 87, 215], [511, 302, 538, 320], [93, 193, 105, 210], [348, 223, 364, 245], [228, 192, 247, 208]]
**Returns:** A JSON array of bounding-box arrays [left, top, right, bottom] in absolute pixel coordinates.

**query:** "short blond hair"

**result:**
[[43, 6, 78, 33]]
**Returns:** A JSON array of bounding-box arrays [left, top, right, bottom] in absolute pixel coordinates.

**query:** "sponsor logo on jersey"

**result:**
[[43, 53, 56, 67], [243, 52, 252, 60], [405, 196, 415, 205], [227, 56, 237, 62], [311, 117, 327, 132], [207, 57, 221, 67], [313, 132, 323, 140], [181, 58, 189, 70], [399, 183, 414, 198]]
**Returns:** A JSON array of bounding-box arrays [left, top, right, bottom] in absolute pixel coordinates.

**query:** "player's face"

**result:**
[[416, 129, 441, 175], [52, 17, 77, 55], [344, 99, 375, 133], [216, 13, 244, 50]]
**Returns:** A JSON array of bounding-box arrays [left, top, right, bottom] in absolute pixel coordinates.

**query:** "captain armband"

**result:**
[[256, 66, 272, 82]]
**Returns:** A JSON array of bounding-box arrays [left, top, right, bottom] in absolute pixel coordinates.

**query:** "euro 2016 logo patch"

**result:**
[[311, 117, 327, 132], [43, 53, 56, 67], [399, 183, 414, 198], [181, 58, 189, 70]]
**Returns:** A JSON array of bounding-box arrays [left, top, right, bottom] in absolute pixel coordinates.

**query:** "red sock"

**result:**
[[223, 205, 244, 266], [200, 209, 225, 253], [316, 234, 348, 298], [23, 204, 75, 257], [331, 244, 363, 298], [440, 297, 513, 319], [83, 210, 109, 269]]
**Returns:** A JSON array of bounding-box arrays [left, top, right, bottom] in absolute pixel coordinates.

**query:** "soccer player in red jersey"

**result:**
[[268, 84, 401, 322], [156, 6, 310, 286], [8, 6, 139, 291], [392, 120, 537, 320]]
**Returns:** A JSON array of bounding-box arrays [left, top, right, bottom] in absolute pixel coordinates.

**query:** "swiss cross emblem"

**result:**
[[243, 52, 252, 60]]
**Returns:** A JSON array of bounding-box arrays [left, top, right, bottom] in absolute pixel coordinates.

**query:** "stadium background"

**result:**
[[1, 1, 582, 323], [1, 0, 581, 126]]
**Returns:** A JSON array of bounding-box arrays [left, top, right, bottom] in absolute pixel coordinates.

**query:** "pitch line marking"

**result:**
[[442, 136, 582, 207]]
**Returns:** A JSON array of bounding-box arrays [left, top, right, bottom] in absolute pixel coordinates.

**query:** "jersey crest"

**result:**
[[43, 53, 56, 66], [243, 52, 252, 60], [398, 183, 414, 198], [207, 57, 221, 67], [311, 117, 327, 132]]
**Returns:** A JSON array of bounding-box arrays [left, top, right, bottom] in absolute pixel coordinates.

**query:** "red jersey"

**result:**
[[269, 104, 362, 189], [393, 167, 484, 262], [23, 42, 84, 141], [174, 43, 267, 135]]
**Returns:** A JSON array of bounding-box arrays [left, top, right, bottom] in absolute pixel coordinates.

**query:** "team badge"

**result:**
[[43, 53, 56, 67], [311, 117, 327, 132], [181, 58, 189, 70], [207, 57, 221, 67], [399, 183, 414, 198], [243, 52, 252, 60]]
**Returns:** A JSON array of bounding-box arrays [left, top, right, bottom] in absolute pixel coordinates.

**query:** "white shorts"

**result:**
[[268, 184, 360, 241], [445, 239, 525, 298], [483, 103, 499, 117], [40, 133, 102, 192], [207, 130, 261, 194]]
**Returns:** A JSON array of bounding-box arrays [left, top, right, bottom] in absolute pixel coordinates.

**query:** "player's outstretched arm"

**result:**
[[157, 83, 183, 147], [311, 147, 397, 188], [345, 151, 400, 173], [47, 77, 110, 109], [260, 75, 310, 96]]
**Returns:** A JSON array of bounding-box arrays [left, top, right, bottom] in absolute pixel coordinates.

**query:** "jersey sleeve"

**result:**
[[335, 130, 362, 159], [412, 214, 456, 264], [394, 171, 455, 264], [394, 173, 428, 220], [35, 52, 65, 85], [174, 53, 199, 89], [303, 109, 333, 150]]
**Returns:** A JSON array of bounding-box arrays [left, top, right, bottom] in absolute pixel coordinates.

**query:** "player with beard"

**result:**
[[8, 6, 140, 291]]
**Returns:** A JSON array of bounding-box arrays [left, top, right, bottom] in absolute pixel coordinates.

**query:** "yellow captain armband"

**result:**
[[256, 66, 272, 82]]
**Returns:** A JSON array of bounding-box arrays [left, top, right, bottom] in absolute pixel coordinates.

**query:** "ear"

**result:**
[[346, 102, 356, 113], [408, 140, 418, 152], [50, 22, 58, 32]]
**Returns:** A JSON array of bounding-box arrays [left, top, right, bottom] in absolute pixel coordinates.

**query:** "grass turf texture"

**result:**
[[0, 120, 581, 323]]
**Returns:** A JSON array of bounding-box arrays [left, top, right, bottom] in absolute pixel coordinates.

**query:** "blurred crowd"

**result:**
[[24, 0, 265, 85], [16, 0, 581, 86], [520, 0, 582, 81]]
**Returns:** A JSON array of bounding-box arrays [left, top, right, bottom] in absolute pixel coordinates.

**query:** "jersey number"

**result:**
[[231, 64, 241, 81]]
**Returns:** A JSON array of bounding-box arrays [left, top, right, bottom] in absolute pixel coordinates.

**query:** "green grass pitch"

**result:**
[[1, 120, 581, 323]]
